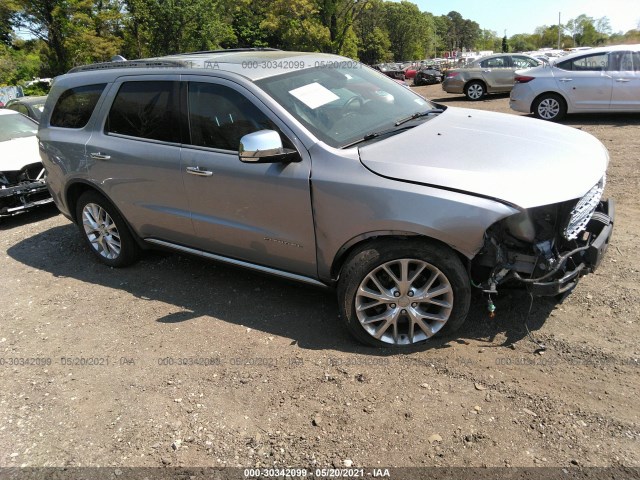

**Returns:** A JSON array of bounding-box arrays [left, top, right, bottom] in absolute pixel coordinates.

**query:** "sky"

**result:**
[[413, 0, 640, 36]]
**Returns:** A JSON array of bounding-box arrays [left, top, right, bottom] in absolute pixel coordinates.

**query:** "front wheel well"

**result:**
[[331, 234, 469, 282]]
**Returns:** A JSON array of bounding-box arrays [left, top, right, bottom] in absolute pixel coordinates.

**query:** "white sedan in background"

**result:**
[[510, 44, 640, 121]]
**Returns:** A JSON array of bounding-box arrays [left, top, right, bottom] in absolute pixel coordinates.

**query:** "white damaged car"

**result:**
[[0, 109, 53, 217]]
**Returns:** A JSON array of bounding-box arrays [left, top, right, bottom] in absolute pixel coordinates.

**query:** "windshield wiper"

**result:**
[[342, 108, 445, 148], [394, 108, 444, 126], [342, 125, 415, 148]]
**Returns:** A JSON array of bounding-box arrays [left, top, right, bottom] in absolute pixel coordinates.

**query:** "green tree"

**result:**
[[501, 35, 508, 52], [384, 1, 430, 60], [353, 0, 391, 63], [261, 0, 329, 51]]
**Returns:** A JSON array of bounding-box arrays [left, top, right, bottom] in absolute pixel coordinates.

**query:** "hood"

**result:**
[[1, 136, 41, 172], [359, 108, 608, 209]]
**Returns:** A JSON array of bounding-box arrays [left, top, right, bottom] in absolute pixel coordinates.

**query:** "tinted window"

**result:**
[[187, 82, 276, 151], [106, 81, 180, 143], [480, 57, 507, 68], [8, 104, 28, 116], [50, 84, 106, 128], [557, 53, 609, 71]]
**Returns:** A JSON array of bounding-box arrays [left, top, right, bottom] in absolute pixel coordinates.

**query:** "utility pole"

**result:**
[[558, 12, 561, 49]]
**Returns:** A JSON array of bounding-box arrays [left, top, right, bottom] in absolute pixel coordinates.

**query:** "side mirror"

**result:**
[[239, 130, 299, 163]]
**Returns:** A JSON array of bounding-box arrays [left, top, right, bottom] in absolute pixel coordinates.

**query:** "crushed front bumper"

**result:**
[[529, 198, 614, 296], [0, 179, 53, 216]]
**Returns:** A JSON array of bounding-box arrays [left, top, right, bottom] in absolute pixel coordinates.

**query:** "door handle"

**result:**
[[615, 78, 631, 83], [559, 78, 573, 82], [90, 152, 111, 160], [482, 69, 492, 73], [186, 166, 213, 177]]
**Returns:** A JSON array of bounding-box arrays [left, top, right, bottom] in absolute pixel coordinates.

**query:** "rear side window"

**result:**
[[556, 53, 609, 72], [50, 84, 106, 128], [106, 81, 180, 143]]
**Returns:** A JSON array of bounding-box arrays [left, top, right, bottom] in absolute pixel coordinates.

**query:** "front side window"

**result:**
[[50, 84, 106, 128], [106, 81, 180, 143], [187, 83, 277, 151]]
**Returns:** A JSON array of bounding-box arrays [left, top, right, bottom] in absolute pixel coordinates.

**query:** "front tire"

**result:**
[[464, 81, 485, 101], [76, 191, 140, 267], [533, 93, 566, 121], [337, 239, 471, 348]]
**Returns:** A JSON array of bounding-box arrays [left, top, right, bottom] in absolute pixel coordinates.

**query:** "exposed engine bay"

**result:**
[[472, 177, 613, 296], [0, 162, 53, 217]]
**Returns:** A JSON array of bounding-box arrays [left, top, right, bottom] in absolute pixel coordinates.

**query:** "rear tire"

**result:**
[[533, 93, 566, 121], [465, 81, 485, 101], [76, 191, 140, 268], [337, 239, 471, 348]]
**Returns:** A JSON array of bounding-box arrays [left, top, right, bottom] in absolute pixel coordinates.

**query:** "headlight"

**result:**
[[563, 176, 605, 241]]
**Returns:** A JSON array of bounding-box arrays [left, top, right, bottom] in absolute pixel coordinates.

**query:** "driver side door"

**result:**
[[180, 78, 317, 278]]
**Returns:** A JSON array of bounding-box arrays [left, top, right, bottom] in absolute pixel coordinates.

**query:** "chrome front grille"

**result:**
[[563, 176, 605, 241]]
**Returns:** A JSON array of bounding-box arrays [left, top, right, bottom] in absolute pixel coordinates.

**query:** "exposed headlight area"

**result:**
[[564, 176, 605, 241], [472, 180, 614, 297]]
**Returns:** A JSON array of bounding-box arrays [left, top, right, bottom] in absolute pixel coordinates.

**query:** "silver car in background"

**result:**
[[39, 49, 614, 348], [442, 53, 541, 100], [510, 44, 640, 121]]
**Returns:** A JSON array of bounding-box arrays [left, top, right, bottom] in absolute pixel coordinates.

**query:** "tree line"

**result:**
[[1, 0, 639, 86]]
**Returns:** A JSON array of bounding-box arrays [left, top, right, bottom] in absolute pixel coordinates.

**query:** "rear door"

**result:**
[[180, 77, 317, 277], [609, 50, 640, 110], [553, 52, 613, 111], [479, 56, 513, 90], [85, 75, 195, 244]]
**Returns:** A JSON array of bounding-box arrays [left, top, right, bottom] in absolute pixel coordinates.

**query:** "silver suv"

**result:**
[[39, 49, 614, 348]]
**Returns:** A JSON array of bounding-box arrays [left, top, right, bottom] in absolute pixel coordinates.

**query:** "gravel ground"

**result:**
[[1, 84, 639, 473]]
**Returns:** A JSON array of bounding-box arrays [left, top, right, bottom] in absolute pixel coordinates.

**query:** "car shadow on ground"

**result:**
[[8, 223, 557, 355], [560, 112, 640, 127]]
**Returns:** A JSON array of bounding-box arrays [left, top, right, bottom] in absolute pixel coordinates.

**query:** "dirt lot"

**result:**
[[1, 84, 639, 474]]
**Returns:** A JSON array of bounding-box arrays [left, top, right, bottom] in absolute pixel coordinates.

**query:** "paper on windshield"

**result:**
[[289, 83, 339, 109]]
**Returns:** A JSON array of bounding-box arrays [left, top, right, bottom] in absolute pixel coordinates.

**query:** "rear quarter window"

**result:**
[[50, 84, 106, 128]]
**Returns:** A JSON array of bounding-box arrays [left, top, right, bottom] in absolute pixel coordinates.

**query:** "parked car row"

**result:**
[[438, 44, 640, 121]]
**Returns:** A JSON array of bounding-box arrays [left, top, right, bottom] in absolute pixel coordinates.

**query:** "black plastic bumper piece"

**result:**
[[529, 198, 614, 297]]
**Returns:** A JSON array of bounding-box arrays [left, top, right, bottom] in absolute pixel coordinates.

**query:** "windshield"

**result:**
[[256, 64, 437, 148], [0, 113, 38, 142]]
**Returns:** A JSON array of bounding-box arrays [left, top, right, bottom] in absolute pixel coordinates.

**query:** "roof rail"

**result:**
[[172, 48, 281, 56], [67, 59, 188, 74]]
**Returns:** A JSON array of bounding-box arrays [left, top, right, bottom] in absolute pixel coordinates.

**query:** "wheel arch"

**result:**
[[465, 79, 487, 92], [530, 90, 569, 114], [330, 231, 470, 283], [65, 180, 147, 248]]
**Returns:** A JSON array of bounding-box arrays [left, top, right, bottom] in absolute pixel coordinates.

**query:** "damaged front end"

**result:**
[[0, 162, 53, 217], [472, 177, 614, 296]]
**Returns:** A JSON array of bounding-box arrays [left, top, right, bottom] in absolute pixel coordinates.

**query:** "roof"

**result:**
[[555, 43, 640, 63], [67, 49, 349, 81]]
